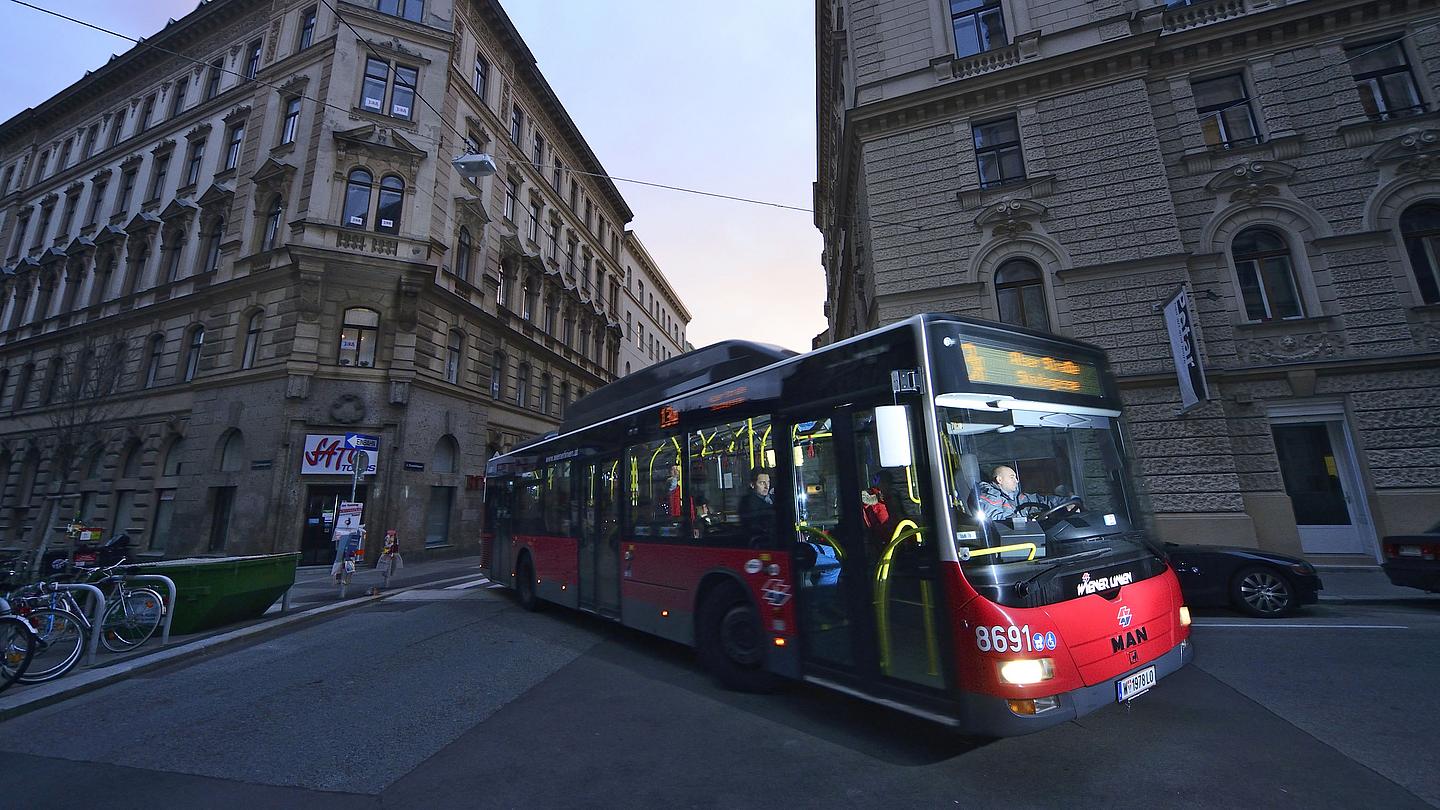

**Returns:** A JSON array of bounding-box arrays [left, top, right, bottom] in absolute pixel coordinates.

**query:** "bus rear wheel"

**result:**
[[698, 583, 780, 693], [515, 556, 543, 612]]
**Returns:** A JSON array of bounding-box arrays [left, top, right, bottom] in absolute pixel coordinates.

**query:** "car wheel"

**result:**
[[1231, 566, 1297, 618]]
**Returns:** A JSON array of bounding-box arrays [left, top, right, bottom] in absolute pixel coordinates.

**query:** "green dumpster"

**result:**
[[120, 553, 300, 635]]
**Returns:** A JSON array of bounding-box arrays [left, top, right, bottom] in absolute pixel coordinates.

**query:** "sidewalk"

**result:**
[[0, 555, 489, 721], [1314, 564, 1440, 604]]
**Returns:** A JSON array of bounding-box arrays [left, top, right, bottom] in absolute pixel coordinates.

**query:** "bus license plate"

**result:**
[[1116, 666, 1156, 703]]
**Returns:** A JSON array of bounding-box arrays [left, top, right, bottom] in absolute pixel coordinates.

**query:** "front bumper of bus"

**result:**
[[955, 638, 1193, 737]]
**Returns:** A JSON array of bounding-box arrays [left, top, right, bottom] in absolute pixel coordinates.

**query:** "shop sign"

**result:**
[[302, 434, 379, 475]]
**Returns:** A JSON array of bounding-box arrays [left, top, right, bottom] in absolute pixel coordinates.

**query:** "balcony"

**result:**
[[1161, 0, 1249, 34], [948, 44, 1020, 81]]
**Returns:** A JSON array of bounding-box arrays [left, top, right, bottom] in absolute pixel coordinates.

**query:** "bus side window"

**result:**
[[514, 469, 544, 535], [688, 416, 774, 547], [626, 437, 682, 539], [543, 460, 572, 535]]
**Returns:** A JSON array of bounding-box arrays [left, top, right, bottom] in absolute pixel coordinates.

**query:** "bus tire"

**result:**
[[697, 583, 780, 693], [515, 555, 543, 612]]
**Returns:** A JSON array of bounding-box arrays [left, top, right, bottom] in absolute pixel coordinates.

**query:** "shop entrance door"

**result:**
[[300, 484, 369, 566], [1269, 410, 1374, 558]]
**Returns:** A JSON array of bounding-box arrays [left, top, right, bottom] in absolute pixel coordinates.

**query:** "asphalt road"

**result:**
[[4, 581, 1437, 809]]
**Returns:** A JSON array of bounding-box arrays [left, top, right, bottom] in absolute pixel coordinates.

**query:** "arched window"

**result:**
[[262, 196, 284, 251], [375, 175, 403, 234], [1400, 202, 1440, 304], [445, 328, 463, 384], [242, 310, 263, 369], [183, 325, 205, 381], [1232, 227, 1303, 321], [496, 262, 509, 308], [578, 323, 590, 358], [163, 229, 185, 283], [456, 227, 472, 282], [539, 372, 551, 415], [563, 312, 574, 346], [994, 258, 1050, 331], [202, 218, 224, 274], [219, 430, 245, 472], [13, 363, 33, 410], [145, 334, 165, 388], [42, 356, 63, 405], [162, 437, 187, 476], [343, 169, 372, 228], [489, 351, 506, 399], [432, 435, 458, 474], [515, 363, 530, 408], [339, 307, 379, 367], [85, 444, 106, 479], [544, 295, 557, 333], [120, 440, 143, 478]]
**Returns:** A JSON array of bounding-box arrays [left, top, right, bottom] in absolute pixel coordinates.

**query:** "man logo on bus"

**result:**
[[1117, 605, 1133, 629]]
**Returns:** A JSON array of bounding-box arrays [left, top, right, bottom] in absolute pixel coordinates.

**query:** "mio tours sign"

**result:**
[[302, 434, 379, 476]]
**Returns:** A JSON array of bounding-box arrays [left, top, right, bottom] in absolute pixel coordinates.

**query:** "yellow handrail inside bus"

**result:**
[[796, 524, 845, 561], [962, 542, 1037, 562], [873, 520, 939, 678]]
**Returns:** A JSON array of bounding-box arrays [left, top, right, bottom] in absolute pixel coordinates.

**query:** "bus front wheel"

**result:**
[[698, 583, 780, 693]]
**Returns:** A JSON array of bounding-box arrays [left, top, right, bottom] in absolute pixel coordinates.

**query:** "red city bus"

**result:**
[[483, 314, 1192, 736]]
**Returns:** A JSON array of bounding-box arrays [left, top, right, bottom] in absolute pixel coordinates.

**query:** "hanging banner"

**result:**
[[302, 434, 379, 475], [1163, 287, 1209, 412]]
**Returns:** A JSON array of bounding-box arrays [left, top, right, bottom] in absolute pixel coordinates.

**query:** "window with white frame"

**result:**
[[1347, 38, 1425, 120], [1400, 202, 1440, 304], [339, 308, 380, 367], [1232, 227, 1303, 321]]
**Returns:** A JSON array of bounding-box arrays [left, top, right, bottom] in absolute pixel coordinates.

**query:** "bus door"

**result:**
[[789, 411, 871, 675], [789, 407, 948, 692], [484, 480, 513, 583], [578, 456, 622, 617]]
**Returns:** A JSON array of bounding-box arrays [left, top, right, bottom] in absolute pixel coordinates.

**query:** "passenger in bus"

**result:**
[[738, 469, 775, 544], [664, 464, 682, 518], [975, 465, 1077, 522]]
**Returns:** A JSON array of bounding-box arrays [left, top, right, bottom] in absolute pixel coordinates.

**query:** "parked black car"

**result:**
[[1381, 520, 1440, 593], [1165, 543, 1323, 617]]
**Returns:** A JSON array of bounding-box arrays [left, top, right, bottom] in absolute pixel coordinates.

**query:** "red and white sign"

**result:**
[[302, 434, 378, 476]]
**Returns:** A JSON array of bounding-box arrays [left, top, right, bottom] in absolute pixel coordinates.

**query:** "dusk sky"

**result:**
[[0, 0, 826, 353]]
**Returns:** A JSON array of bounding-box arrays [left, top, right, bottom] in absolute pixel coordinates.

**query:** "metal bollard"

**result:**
[[52, 583, 106, 668], [121, 575, 177, 646]]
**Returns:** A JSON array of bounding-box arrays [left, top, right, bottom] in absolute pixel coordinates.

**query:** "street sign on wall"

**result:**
[[302, 435, 378, 475]]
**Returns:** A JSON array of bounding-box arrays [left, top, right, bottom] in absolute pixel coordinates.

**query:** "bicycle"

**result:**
[[0, 597, 36, 695], [8, 583, 87, 684], [74, 561, 165, 653]]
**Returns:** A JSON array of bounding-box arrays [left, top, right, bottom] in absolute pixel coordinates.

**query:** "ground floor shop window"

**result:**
[[425, 486, 453, 546], [209, 486, 235, 552]]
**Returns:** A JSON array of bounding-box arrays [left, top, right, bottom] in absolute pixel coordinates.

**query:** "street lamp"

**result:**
[[452, 152, 498, 180]]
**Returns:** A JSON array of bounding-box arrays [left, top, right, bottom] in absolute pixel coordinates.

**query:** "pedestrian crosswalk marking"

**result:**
[[443, 576, 492, 591]]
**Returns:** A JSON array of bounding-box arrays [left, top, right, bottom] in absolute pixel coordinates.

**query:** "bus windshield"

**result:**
[[936, 400, 1158, 579]]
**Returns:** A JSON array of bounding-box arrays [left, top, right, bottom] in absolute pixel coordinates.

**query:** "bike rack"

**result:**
[[121, 575, 177, 647], [52, 583, 105, 668]]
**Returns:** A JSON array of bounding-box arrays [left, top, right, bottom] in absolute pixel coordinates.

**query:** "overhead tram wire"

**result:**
[[7, 0, 924, 234]]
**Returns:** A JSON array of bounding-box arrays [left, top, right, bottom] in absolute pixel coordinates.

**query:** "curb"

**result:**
[[0, 569, 489, 722], [1319, 595, 1440, 605]]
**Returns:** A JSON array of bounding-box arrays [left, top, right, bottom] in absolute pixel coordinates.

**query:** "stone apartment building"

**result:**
[[619, 230, 691, 377], [816, 0, 1440, 562], [0, 0, 680, 564]]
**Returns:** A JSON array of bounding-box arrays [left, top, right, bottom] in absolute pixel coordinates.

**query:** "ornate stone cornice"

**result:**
[[974, 198, 1047, 240], [1235, 331, 1344, 365], [1204, 159, 1296, 204]]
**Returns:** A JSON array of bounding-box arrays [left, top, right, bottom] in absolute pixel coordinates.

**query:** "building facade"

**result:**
[[0, 0, 668, 563], [816, 0, 1440, 562], [619, 231, 691, 377]]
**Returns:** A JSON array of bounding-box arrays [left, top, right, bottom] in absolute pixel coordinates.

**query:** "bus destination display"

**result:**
[[960, 340, 1103, 396]]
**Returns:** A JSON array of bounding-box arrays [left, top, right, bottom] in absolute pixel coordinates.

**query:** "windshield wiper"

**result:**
[[1012, 547, 1111, 598]]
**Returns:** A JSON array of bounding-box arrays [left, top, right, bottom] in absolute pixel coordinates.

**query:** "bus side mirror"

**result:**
[[875, 405, 913, 468]]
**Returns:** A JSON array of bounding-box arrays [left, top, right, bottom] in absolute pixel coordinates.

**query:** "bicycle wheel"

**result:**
[[100, 588, 164, 652], [0, 617, 36, 694], [18, 608, 85, 684]]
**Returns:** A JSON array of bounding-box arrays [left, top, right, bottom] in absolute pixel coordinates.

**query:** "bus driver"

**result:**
[[975, 465, 1077, 522]]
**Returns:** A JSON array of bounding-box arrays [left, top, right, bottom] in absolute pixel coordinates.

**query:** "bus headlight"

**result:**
[[998, 658, 1055, 685]]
